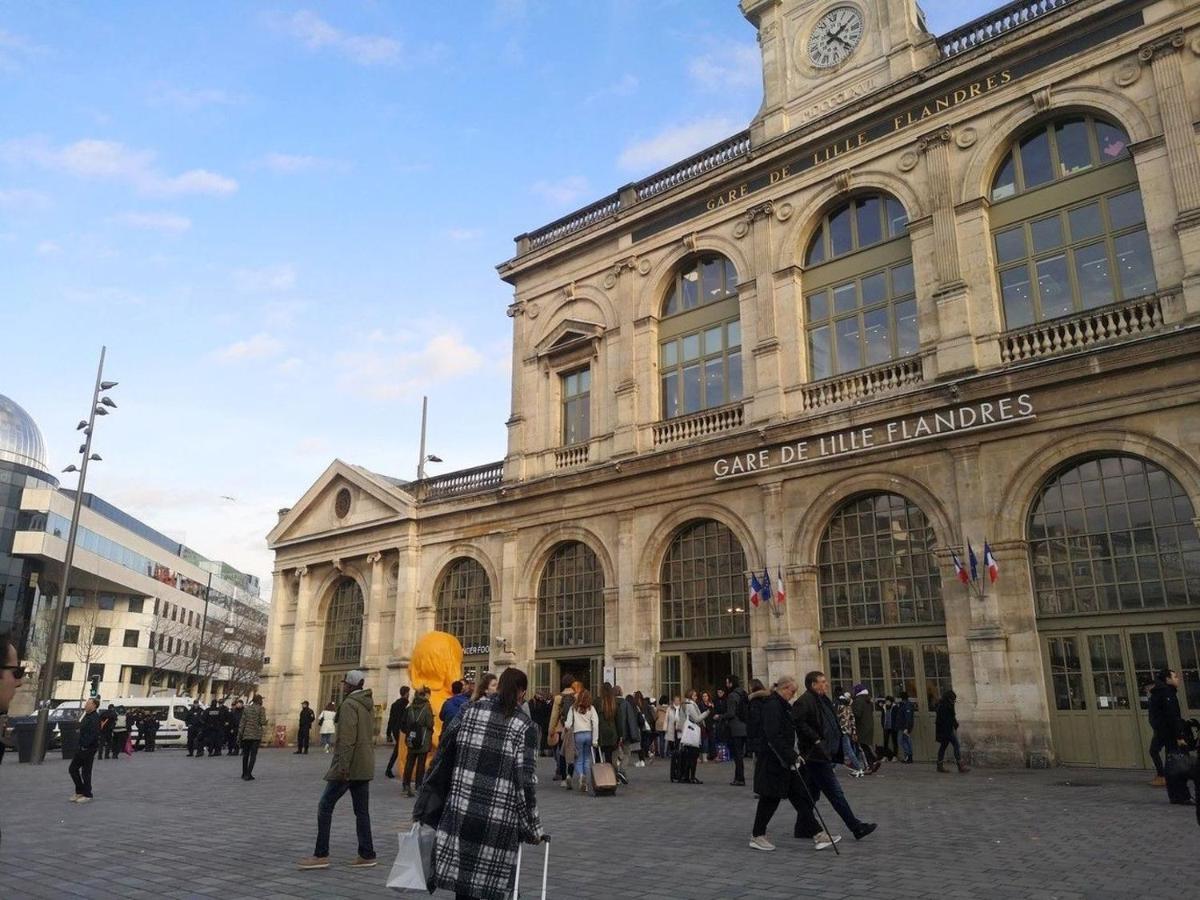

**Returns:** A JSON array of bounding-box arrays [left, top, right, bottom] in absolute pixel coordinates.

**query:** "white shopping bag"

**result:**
[[387, 823, 434, 892]]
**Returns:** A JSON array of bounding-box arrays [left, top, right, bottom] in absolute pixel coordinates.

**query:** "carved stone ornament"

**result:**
[[505, 300, 524, 319], [294, 566, 308, 579], [682, 233, 699, 253], [834, 170, 851, 194], [1190, 33, 1200, 57], [774, 201, 794, 223], [1031, 86, 1052, 113], [898, 149, 920, 172], [1138, 30, 1185, 64], [955, 127, 978, 150], [559, 282, 575, 301], [637, 257, 652, 275], [733, 200, 777, 238], [332, 556, 344, 572], [918, 128, 953, 154], [526, 301, 539, 319], [366, 551, 383, 565], [602, 256, 640, 288], [1113, 60, 1141, 87]]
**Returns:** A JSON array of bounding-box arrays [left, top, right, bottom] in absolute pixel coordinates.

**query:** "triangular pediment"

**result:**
[[267, 459, 415, 548], [535, 319, 604, 360]]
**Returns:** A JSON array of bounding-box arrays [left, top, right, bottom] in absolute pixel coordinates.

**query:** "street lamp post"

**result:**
[[31, 346, 118, 763], [416, 395, 442, 481], [192, 569, 214, 697]]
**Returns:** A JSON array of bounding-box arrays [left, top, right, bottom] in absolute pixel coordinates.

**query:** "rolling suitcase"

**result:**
[[590, 745, 618, 796], [512, 836, 551, 900]]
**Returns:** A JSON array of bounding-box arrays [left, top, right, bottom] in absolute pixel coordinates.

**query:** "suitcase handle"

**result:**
[[512, 837, 552, 900]]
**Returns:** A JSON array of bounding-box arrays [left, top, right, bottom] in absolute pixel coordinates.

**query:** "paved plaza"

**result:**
[[0, 747, 1193, 899]]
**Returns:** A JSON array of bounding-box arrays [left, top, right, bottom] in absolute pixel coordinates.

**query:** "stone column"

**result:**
[[630, 582, 660, 696], [288, 566, 311, 673], [495, 531, 521, 670], [738, 201, 785, 422], [1139, 31, 1200, 314], [920, 127, 976, 375], [390, 538, 418, 667], [364, 552, 384, 670], [261, 570, 288, 681], [785, 564, 821, 677], [631, 315, 658, 452]]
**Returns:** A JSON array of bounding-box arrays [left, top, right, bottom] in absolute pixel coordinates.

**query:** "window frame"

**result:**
[[560, 366, 592, 446], [990, 114, 1131, 202], [321, 578, 365, 668], [660, 519, 751, 645], [434, 558, 492, 659], [537, 542, 605, 652]]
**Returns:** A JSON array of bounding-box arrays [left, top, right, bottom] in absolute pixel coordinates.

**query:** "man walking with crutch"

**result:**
[[748, 675, 841, 852]]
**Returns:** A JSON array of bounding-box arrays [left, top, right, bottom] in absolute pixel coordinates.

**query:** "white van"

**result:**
[[59, 697, 196, 747]]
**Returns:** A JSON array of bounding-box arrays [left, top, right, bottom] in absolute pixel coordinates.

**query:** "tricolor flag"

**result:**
[[775, 568, 787, 606], [968, 542, 979, 583], [952, 549, 969, 585], [749, 573, 763, 608], [760, 569, 773, 605], [984, 542, 999, 583]]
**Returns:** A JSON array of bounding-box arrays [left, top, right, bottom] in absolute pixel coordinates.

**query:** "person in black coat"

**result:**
[[296, 700, 315, 754], [894, 692, 916, 763], [935, 690, 968, 773], [203, 700, 225, 756], [69, 699, 101, 802], [185, 701, 204, 757], [384, 686, 411, 778], [98, 704, 116, 760], [226, 701, 243, 756], [749, 677, 828, 852], [142, 714, 159, 752], [1148, 669, 1195, 805]]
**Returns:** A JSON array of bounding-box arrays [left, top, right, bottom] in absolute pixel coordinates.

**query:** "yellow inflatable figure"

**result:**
[[409, 630, 463, 747]]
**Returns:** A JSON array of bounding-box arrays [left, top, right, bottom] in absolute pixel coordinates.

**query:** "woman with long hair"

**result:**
[[598, 683, 620, 765], [634, 691, 653, 766], [566, 688, 600, 793], [415, 667, 545, 900], [318, 702, 337, 752], [674, 692, 710, 784], [697, 690, 714, 761], [470, 673, 497, 702]]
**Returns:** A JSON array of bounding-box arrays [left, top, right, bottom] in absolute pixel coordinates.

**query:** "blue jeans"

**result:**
[[315, 780, 374, 860], [937, 733, 962, 763], [840, 735, 863, 770], [574, 733, 594, 780], [804, 760, 864, 832], [899, 731, 913, 761]]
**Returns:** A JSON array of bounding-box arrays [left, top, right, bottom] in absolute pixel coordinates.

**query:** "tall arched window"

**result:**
[[537, 542, 605, 651], [989, 115, 1155, 328], [803, 193, 916, 380], [435, 558, 492, 658], [1028, 455, 1200, 615], [319, 578, 365, 706], [818, 493, 943, 628], [661, 519, 749, 641], [659, 253, 742, 418]]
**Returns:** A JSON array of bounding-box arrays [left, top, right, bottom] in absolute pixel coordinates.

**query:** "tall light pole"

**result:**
[[416, 395, 442, 480], [192, 569, 214, 696], [31, 346, 118, 762]]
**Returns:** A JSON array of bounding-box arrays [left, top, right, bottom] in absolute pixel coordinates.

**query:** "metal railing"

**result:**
[[653, 403, 745, 446], [937, 0, 1079, 58], [801, 356, 926, 411], [421, 461, 504, 499], [999, 293, 1166, 363]]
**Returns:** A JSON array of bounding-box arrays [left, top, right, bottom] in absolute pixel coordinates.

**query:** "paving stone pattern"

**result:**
[[0, 747, 1192, 899]]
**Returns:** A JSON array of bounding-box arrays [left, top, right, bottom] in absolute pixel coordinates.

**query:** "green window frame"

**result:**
[[659, 254, 742, 419], [561, 367, 591, 446], [660, 519, 749, 643], [321, 578, 364, 667], [537, 542, 605, 651], [1028, 455, 1200, 616], [435, 558, 492, 658], [990, 114, 1130, 202], [803, 193, 915, 381]]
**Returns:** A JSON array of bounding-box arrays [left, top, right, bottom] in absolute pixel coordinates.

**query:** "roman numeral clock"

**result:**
[[807, 5, 865, 69]]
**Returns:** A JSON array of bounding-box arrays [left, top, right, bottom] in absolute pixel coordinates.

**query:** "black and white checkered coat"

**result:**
[[431, 696, 544, 900]]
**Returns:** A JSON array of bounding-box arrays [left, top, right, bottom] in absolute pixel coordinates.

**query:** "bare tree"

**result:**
[[72, 598, 108, 701], [143, 605, 192, 694], [196, 604, 266, 699]]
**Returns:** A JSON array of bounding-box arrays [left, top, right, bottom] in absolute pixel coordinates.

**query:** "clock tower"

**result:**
[[740, 0, 938, 142]]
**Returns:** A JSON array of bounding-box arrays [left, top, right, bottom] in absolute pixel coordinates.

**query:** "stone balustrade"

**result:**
[[554, 444, 590, 469], [653, 403, 745, 446], [937, 0, 1078, 58], [999, 293, 1166, 363], [801, 356, 925, 411]]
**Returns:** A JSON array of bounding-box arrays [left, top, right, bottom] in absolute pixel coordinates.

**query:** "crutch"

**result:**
[[512, 834, 551, 900], [771, 745, 840, 856]]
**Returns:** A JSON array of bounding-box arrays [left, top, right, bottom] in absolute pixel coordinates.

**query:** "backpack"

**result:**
[[405, 708, 427, 749]]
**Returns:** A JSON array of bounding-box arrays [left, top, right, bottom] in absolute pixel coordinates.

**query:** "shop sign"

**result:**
[[713, 393, 1034, 481]]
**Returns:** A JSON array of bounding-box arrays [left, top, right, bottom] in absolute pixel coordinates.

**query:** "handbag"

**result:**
[[413, 723, 457, 828], [681, 720, 702, 749], [1165, 749, 1195, 778], [386, 823, 436, 892]]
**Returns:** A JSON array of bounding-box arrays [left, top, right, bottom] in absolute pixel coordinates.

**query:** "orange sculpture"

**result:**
[[409, 630, 464, 746]]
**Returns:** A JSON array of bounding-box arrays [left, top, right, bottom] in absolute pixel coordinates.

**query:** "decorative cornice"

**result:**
[[1138, 29, 1186, 64], [918, 127, 953, 154], [602, 256, 651, 288], [733, 200, 779, 238]]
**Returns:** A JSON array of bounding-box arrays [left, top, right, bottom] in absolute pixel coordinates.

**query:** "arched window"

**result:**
[[537, 542, 605, 650], [989, 115, 1154, 328], [1028, 455, 1200, 615], [661, 519, 749, 641], [659, 253, 742, 419], [322, 578, 364, 666], [803, 194, 916, 381], [818, 493, 943, 628], [435, 558, 492, 658]]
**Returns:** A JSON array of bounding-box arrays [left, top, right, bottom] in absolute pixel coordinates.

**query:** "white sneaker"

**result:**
[[635, 760, 645, 768], [813, 831, 842, 850], [69, 794, 82, 802], [748, 835, 776, 852], [75, 796, 92, 804]]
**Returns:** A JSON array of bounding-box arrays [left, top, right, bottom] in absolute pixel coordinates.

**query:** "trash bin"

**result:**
[[59, 720, 80, 758], [14, 722, 42, 763]]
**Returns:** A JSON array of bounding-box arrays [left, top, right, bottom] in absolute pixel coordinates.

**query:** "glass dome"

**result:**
[[0, 394, 50, 474]]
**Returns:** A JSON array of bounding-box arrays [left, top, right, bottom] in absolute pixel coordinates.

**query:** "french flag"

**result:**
[[968, 543, 979, 583], [984, 542, 999, 583], [775, 568, 787, 606], [749, 573, 763, 608], [952, 550, 969, 585]]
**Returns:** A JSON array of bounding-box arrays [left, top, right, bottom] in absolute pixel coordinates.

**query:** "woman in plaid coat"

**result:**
[[423, 667, 545, 900]]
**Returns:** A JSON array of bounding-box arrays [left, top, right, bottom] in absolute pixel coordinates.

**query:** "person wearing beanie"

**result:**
[[851, 684, 881, 774]]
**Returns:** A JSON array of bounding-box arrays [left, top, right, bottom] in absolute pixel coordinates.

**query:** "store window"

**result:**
[[435, 558, 492, 658], [561, 368, 591, 446], [818, 492, 944, 628], [990, 115, 1154, 328], [660, 519, 749, 641], [537, 542, 605, 650], [1028, 455, 1200, 615], [659, 254, 742, 418], [803, 194, 915, 380]]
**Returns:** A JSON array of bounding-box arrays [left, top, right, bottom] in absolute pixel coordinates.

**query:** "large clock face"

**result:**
[[808, 5, 864, 69]]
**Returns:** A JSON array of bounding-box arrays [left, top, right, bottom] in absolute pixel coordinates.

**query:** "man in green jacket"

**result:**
[[298, 670, 377, 870], [237, 694, 268, 781]]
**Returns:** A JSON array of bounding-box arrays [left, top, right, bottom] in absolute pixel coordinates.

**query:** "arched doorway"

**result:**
[[434, 557, 492, 683], [317, 578, 364, 709]]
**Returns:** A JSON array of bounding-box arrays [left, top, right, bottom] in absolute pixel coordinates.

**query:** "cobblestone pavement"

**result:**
[[0, 746, 1193, 899]]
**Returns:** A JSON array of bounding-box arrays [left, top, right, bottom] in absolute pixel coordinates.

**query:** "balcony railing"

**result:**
[[937, 0, 1079, 58], [554, 444, 590, 469], [999, 294, 1166, 363], [636, 132, 753, 202], [802, 356, 926, 411], [421, 461, 504, 499], [653, 403, 745, 446], [526, 194, 621, 252]]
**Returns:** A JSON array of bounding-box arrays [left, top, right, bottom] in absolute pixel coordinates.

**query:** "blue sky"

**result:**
[[0, 1, 998, 591]]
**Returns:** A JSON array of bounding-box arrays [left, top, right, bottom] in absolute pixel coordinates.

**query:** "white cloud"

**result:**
[[0, 188, 51, 211], [688, 43, 760, 91], [617, 117, 741, 173], [446, 227, 482, 241], [36, 240, 61, 255], [259, 152, 346, 174], [0, 136, 238, 196], [334, 329, 485, 401], [586, 73, 639, 104], [277, 10, 403, 66], [234, 264, 296, 293], [531, 175, 590, 206], [216, 333, 285, 362], [109, 211, 192, 233]]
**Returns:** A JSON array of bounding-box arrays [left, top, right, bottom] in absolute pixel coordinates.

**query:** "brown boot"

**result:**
[[957, 761, 970, 774], [1150, 775, 1166, 787], [937, 761, 947, 773]]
